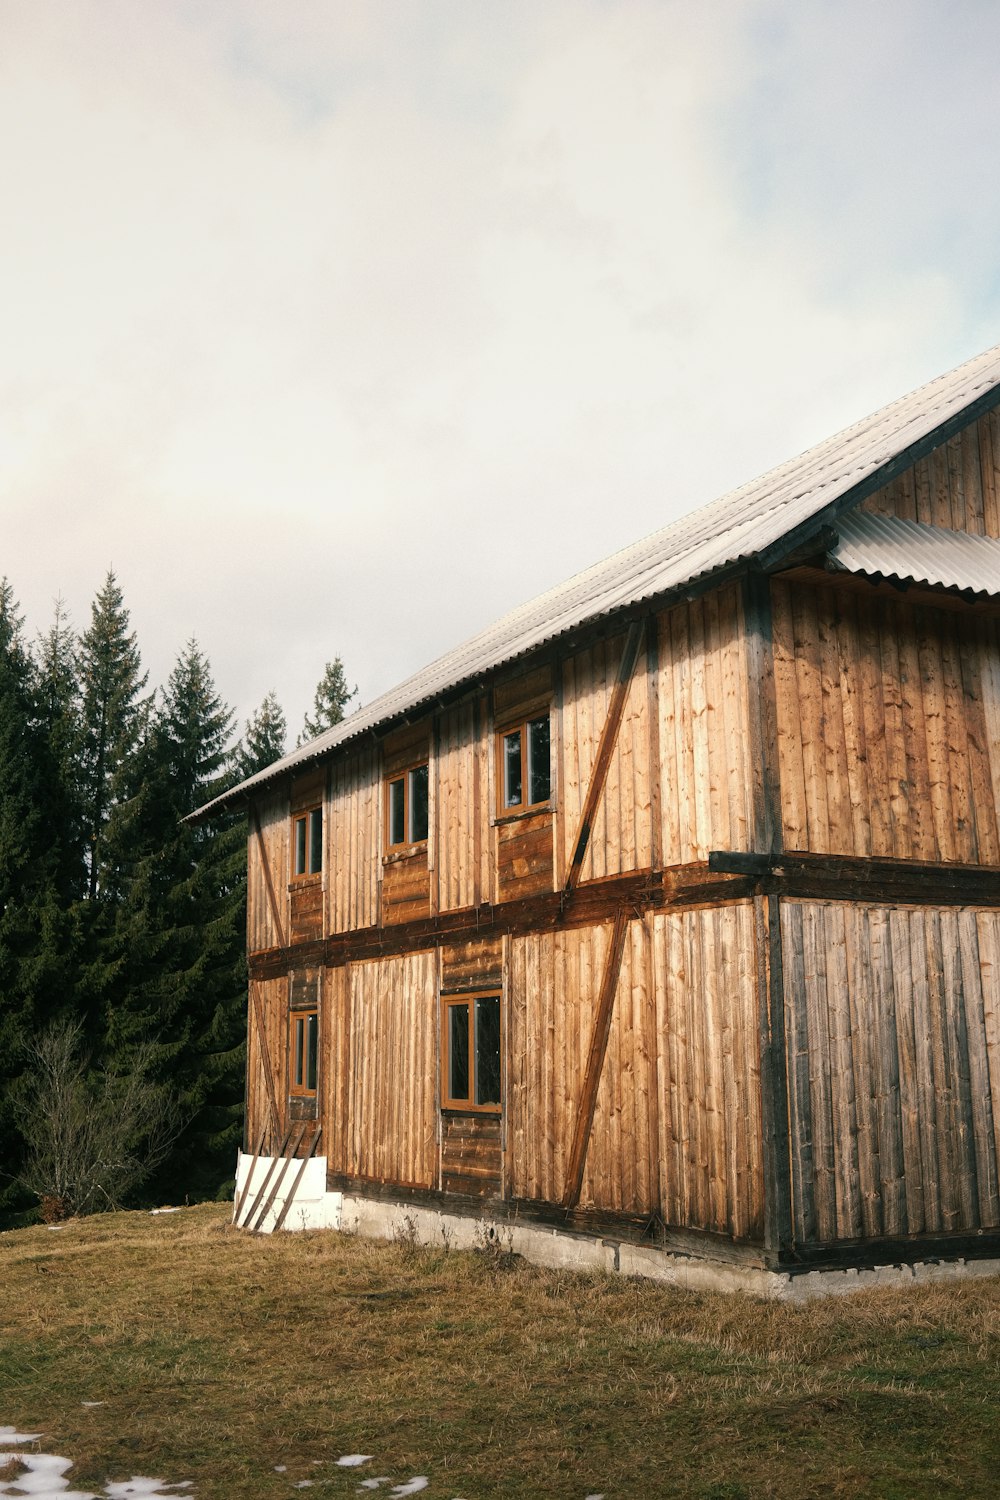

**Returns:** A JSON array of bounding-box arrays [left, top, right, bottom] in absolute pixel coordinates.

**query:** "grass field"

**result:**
[[1, 1204, 999, 1499]]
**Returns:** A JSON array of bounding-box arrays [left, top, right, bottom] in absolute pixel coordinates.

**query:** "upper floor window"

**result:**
[[498, 714, 550, 813], [441, 992, 502, 1112], [386, 762, 429, 849], [292, 806, 323, 878]]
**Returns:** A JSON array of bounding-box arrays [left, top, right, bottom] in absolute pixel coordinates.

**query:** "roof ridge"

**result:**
[[192, 338, 1000, 819]]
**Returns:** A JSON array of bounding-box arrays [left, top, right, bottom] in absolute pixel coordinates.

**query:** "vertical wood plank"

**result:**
[[756, 893, 793, 1258]]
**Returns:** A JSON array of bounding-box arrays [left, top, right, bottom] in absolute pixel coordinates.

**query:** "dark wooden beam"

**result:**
[[708, 851, 772, 876], [742, 571, 783, 858], [755, 893, 793, 1261], [561, 905, 631, 1209], [247, 853, 1000, 981]]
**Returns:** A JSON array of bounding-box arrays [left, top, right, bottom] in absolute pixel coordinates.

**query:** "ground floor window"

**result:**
[[441, 992, 502, 1111], [290, 1008, 318, 1096]]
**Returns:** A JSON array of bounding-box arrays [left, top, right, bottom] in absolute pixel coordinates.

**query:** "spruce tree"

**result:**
[[35, 596, 86, 901], [299, 656, 356, 744], [77, 571, 149, 901], [103, 641, 246, 1203], [0, 582, 76, 1220], [236, 690, 287, 780]]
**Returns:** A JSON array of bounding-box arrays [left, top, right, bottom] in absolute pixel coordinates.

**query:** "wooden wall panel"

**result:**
[[773, 580, 1000, 863], [344, 949, 438, 1189], [441, 1114, 502, 1198], [861, 409, 1000, 537], [783, 901, 1000, 1245], [322, 963, 351, 1176], [247, 787, 289, 954], [328, 746, 379, 934], [507, 925, 584, 1207], [506, 904, 763, 1238], [435, 699, 489, 913], [247, 975, 287, 1153], [650, 904, 763, 1239], [657, 583, 753, 864], [581, 914, 658, 1214], [497, 812, 553, 900], [382, 849, 431, 925], [560, 632, 652, 882], [289, 880, 323, 943]]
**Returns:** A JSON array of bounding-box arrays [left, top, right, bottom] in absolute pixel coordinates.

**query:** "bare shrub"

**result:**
[[14, 1018, 182, 1216]]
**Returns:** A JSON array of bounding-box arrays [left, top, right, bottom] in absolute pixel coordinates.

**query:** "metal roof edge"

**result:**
[[189, 343, 1000, 822]]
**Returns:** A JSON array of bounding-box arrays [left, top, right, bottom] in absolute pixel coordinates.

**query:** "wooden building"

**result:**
[[199, 346, 1000, 1289]]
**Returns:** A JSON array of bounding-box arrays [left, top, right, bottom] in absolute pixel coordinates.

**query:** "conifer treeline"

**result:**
[[0, 569, 352, 1223]]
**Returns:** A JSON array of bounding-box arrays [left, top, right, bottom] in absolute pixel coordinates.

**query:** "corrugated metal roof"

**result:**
[[193, 340, 1000, 819], [831, 512, 1000, 596]]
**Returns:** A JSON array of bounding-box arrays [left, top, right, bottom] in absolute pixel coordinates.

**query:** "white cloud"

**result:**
[[1, 0, 997, 735]]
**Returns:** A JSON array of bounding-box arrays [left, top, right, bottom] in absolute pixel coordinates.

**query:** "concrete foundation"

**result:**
[[233, 1151, 1000, 1301]]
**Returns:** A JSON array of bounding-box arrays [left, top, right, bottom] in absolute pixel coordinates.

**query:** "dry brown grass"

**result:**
[[1, 1205, 999, 1498]]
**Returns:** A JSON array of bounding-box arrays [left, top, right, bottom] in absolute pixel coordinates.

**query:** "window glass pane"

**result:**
[[309, 807, 323, 874], [294, 816, 306, 875], [389, 777, 405, 845], [293, 1016, 304, 1087], [306, 1013, 318, 1092], [448, 1003, 470, 1102], [409, 763, 429, 842], [503, 729, 522, 808], [475, 995, 501, 1106], [527, 715, 551, 805]]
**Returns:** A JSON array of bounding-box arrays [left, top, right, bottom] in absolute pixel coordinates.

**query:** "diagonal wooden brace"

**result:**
[[564, 619, 645, 898], [561, 905, 631, 1209]]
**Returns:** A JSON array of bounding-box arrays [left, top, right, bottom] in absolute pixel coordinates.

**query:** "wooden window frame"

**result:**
[[291, 804, 323, 880], [496, 710, 551, 817], [384, 761, 430, 852], [288, 1006, 319, 1098], [440, 991, 503, 1115]]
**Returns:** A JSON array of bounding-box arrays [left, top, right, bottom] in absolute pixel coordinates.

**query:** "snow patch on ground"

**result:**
[[3, 1427, 603, 1499], [0, 1434, 192, 1500]]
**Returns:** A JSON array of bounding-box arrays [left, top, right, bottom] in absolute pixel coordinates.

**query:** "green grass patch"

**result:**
[[1, 1205, 999, 1497]]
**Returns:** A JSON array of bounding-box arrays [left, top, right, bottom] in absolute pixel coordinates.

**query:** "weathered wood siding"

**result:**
[[322, 962, 352, 1176], [560, 630, 652, 882], [247, 788, 289, 953], [328, 746, 380, 934], [507, 903, 763, 1238], [382, 848, 431, 925], [435, 698, 490, 913], [861, 410, 1000, 537], [783, 901, 1000, 1245], [657, 584, 754, 863], [441, 1114, 502, 1198], [650, 904, 763, 1239], [247, 975, 287, 1153], [773, 578, 1000, 863], [340, 949, 439, 1189]]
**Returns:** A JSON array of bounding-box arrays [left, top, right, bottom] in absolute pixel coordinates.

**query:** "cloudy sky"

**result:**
[[4, 0, 1000, 739]]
